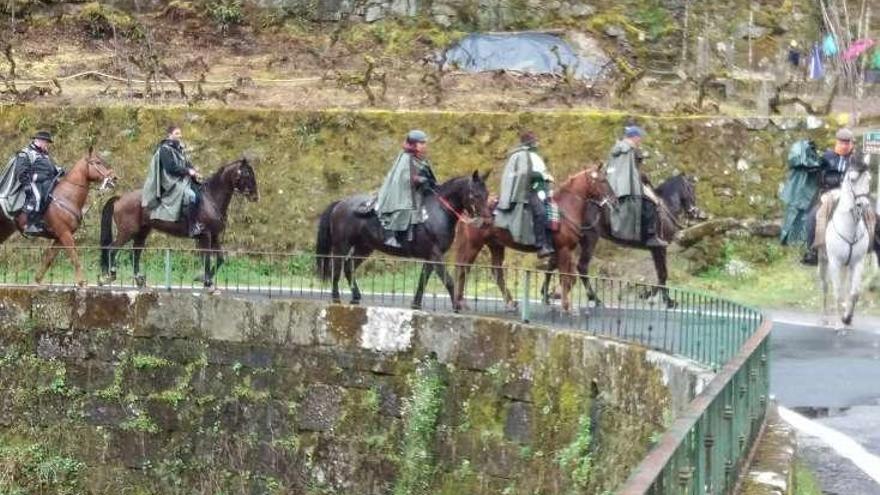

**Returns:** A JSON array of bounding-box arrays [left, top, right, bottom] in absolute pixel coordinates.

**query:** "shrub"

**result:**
[[206, 0, 244, 33]]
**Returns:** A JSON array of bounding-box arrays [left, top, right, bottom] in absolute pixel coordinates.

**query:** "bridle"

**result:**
[[65, 156, 115, 191]]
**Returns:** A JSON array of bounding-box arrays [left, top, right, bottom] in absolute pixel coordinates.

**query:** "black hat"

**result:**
[[32, 131, 53, 143]]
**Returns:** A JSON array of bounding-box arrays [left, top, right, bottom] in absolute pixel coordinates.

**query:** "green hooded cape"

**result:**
[[494, 146, 536, 245], [779, 140, 822, 244], [606, 139, 642, 241], [375, 151, 431, 232], [141, 145, 194, 223]]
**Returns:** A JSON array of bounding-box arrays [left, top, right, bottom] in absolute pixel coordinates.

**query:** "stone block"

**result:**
[[32, 289, 75, 330], [297, 384, 343, 432], [0, 289, 32, 334], [72, 290, 137, 332], [456, 317, 511, 371], [318, 305, 366, 347], [503, 401, 532, 444], [202, 295, 254, 342], [360, 307, 413, 353], [135, 292, 202, 338], [414, 312, 465, 364]]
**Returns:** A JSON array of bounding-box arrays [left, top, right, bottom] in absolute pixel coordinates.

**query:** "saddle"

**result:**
[[354, 196, 378, 217], [814, 190, 876, 248]]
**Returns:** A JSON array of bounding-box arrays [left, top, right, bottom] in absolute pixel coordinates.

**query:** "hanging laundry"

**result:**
[[872, 48, 880, 69], [809, 43, 825, 80], [842, 38, 875, 61], [822, 33, 838, 57]]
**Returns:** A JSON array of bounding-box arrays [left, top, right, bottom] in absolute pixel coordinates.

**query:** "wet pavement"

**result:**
[[769, 311, 880, 494]]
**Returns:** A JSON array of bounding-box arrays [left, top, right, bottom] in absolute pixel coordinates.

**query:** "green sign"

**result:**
[[865, 130, 880, 154]]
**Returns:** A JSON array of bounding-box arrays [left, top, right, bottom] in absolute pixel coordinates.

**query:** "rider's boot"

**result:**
[[532, 203, 555, 258], [801, 248, 819, 266], [643, 201, 667, 247], [24, 210, 43, 234], [383, 229, 401, 248], [186, 206, 204, 237]]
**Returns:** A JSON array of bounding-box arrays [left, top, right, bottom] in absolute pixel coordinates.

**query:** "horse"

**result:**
[[99, 158, 259, 289], [453, 165, 615, 313], [0, 149, 116, 286], [315, 171, 490, 309], [540, 174, 706, 309], [819, 158, 872, 329]]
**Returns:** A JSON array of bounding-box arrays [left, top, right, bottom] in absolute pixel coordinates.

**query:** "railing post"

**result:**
[[164, 248, 172, 292], [521, 269, 530, 323]]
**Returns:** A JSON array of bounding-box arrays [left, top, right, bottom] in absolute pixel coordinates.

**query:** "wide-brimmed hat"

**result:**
[[32, 130, 53, 143]]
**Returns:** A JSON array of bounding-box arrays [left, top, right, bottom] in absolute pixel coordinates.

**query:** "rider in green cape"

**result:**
[[375, 129, 438, 247]]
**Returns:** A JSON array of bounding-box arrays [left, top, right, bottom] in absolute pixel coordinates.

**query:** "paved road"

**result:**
[[769, 311, 880, 495]]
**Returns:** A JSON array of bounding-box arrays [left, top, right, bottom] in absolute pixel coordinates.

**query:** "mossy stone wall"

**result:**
[[0, 105, 831, 252], [0, 287, 707, 494]]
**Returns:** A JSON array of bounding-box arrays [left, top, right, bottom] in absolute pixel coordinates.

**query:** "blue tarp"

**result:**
[[444, 33, 607, 80]]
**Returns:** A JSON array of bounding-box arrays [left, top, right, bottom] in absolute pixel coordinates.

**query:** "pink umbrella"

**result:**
[[842, 38, 876, 61]]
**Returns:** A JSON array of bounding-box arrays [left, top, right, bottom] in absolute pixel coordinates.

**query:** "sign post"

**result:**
[[865, 130, 880, 214]]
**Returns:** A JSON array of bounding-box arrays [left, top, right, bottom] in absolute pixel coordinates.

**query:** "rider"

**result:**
[[496, 131, 556, 258], [142, 125, 204, 237], [606, 125, 666, 247], [801, 127, 856, 265], [375, 129, 438, 248], [14, 131, 65, 234]]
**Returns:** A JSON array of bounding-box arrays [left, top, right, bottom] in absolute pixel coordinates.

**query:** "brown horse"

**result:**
[[99, 158, 258, 289], [0, 149, 116, 286], [453, 165, 614, 312]]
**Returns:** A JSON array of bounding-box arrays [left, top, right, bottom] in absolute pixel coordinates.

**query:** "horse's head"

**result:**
[[678, 175, 707, 221], [570, 163, 616, 207], [230, 158, 259, 202], [466, 170, 491, 219], [83, 147, 117, 190], [844, 157, 872, 214]]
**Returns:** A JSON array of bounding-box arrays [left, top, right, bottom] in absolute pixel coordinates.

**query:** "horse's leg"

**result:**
[[411, 262, 435, 310], [432, 260, 455, 306], [650, 247, 676, 308], [578, 233, 601, 306], [487, 242, 516, 311], [56, 230, 85, 287], [131, 231, 148, 288], [198, 234, 214, 288], [818, 252, 831, 326], [343, 256, 360, 305], [828, 256, 846, 330], [34, 241, 62, 285], [540, 269, 554, 305], [453, 235, 482, 312], [557, 247, 575, 313], [843, 257, 866, 326], [330, 255, 344, 304]]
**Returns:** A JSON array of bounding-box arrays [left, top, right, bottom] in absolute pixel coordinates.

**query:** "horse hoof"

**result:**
[[666, 299, 678, 309], [349, 299, 361, 305], [331, 298, 341, 304], [411, 304, 422, 311], [842, 315, 853, 326]]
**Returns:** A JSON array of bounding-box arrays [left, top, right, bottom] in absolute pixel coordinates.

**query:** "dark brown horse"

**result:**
[[453, 166, 615, 312], [99, 158, 258, 288], [541, 174, 706, 308], [0, 149, 116, 286], [315, 171, 490, 309]]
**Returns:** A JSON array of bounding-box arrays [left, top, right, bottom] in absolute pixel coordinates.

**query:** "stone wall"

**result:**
[[0, 288, 710, 494]]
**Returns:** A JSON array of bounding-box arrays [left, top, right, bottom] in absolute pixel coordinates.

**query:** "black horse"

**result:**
[[316, 171, 490, 309], [541, 174, 706, 308]]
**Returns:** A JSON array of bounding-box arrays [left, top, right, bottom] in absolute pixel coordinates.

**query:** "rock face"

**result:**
[[0, 288, 707, 494]]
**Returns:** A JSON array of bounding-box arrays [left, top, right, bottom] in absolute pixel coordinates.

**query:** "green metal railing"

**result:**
[[0, 243, 769, 493]]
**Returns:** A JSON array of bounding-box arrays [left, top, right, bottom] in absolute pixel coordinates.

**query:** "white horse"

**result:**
[[819, 158, 873, 329]]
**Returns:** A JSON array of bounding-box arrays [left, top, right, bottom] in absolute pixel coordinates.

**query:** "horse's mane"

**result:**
[[205, 157, 248, 188], [557, 166, 599, 193]]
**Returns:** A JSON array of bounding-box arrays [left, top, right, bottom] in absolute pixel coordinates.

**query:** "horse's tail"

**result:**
[[316, 201, 339, 280], [99, 196, 119, 273]]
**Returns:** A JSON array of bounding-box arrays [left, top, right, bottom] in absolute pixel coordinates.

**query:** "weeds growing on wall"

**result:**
[[395, 356, 446, 495]]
